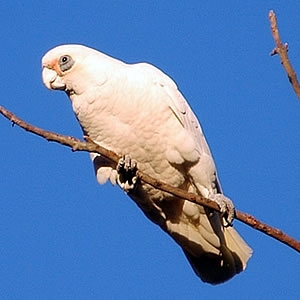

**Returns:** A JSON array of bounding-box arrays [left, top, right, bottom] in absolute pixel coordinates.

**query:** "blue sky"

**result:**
[[1, 1, 299, 299]]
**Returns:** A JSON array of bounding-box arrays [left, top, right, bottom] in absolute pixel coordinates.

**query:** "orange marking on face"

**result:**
[[44, 58, 63, 76], [53, 59, 64, 76]]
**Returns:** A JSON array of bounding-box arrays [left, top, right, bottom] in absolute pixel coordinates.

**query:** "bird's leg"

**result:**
[[208, 193, 235, 227], [116, 155, 138, 193]]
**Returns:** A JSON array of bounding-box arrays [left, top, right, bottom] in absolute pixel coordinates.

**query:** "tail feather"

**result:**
[[224, 226, 253, 269], [183, 226, 252, 284]]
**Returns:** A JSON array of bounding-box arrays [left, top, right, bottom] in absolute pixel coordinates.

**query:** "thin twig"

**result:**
[[1, 104, 299, 253], [269, 10, 300, 100]]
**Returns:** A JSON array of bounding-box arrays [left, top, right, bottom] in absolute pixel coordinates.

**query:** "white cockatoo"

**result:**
[[42, 44, 252, 284]]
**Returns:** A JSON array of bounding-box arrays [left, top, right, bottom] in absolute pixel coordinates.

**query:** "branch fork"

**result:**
[[0, 9, 299, 255]]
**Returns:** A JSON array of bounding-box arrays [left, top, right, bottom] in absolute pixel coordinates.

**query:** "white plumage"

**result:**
[[42, 44, 252, 284]]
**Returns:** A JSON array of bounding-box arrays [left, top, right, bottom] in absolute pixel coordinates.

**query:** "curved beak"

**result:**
[[42, 67, 66, 90]]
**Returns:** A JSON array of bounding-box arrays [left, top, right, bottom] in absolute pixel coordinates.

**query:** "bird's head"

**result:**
[[42, 44, 109, 97]]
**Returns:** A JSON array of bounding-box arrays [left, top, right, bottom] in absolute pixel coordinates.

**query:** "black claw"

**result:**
[[117, 155, 138, 192]]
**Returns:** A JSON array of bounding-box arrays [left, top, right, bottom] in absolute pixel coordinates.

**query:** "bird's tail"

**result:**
[[183, 226, 252, 284]]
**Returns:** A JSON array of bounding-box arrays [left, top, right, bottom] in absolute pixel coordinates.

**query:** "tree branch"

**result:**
[[269, 10, 300, 100], [1, 105, 299, 253]]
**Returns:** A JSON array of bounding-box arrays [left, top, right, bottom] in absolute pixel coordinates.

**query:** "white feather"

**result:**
[[42, 44, 252, 284]]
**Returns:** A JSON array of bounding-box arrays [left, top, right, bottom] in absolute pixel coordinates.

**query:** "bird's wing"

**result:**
[[133, 62, 222, 193], [134, 62, 213, 157]]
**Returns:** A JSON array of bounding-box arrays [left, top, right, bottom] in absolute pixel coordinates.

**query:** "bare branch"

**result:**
[[269, 10, 300, 100], [1, 104, 299, 253]]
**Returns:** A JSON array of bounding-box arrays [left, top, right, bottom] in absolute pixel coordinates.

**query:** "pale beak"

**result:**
[[42, 67, 66, 90]]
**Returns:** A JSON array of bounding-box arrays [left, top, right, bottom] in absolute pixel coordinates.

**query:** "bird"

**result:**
[[42, 44, 252, 284]]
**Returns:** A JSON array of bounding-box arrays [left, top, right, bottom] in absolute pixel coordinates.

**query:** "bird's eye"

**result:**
[[58, 55, 74, 72]]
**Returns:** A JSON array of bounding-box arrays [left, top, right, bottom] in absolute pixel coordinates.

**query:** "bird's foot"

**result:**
[[116, 155, 138, 193], [209, 193, 235, 226]]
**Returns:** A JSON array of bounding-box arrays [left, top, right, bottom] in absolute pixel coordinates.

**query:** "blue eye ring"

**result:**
[[59, 55, 74, 72]]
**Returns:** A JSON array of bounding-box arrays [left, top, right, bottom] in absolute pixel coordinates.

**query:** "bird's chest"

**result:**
[[73, 92, 185, 187]]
